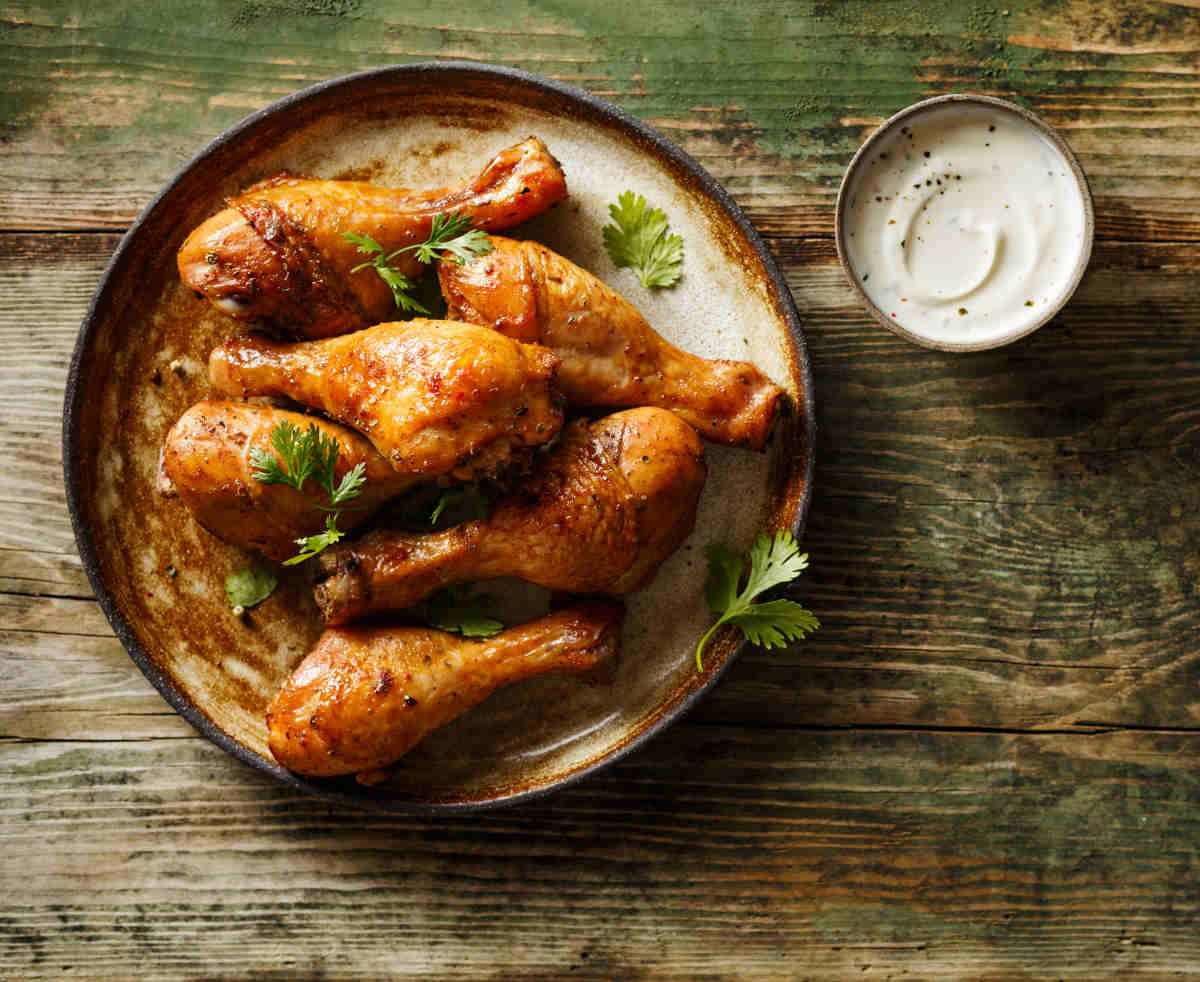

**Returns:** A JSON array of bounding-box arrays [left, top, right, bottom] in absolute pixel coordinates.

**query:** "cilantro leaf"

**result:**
[[376, 264, 429, 315], [283, 514, 344, 566], [224, 566, 278, 613], [347, 233, 427, 312], [695, 530, 818, 670], [744, 530, 811, 600], [327, 462, 367, 507], [342, 211, 491, 313], [429, 483, 491, 527], [411, 212, 493, 265], [703, 544, 744, 614], [602, 190, 684, 289], [344, 231, 387, 258], [250, 419, 317, 493], [427, 585, 504, 638], [728, 599, 820, 649], [250, 420, 367, 565]]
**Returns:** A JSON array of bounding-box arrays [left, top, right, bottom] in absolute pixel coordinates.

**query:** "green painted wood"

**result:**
[[3, 1, 1200, 232]]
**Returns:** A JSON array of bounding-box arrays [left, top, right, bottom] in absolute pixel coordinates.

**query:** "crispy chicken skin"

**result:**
[[437, 235, 785, 449], [267, 601, 623, 780], [208, 320, 564, 483], [178, 137, 568, 338], [157, 401, 413, 561], [313, 407, 706, 626]]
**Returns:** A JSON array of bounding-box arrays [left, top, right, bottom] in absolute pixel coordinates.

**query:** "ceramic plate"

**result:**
[[64, 62, 815, 811]]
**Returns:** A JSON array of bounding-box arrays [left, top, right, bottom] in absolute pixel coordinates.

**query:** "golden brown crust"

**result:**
[[439, 235, 785, 448], [207, 320, 564, 482], [266, 602, 623, 778], [312, 408, 706, 625], [158, 400, 412, 560], [228, 195, 371, 338], [177, 137, 568, 339]]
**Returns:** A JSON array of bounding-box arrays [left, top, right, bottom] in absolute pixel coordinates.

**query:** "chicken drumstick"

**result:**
[[158, 401, 414, 561], [208, 320, 564, 483], [437, 235, 785, 449], [178, 137, 567, 339], [267, 601, 623, 780], [313, 407, 706, 626]]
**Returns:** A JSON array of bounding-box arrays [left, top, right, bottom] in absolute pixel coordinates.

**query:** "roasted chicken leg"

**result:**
[[437, 235, 785, 448], [267, 601, 623, 780], [314, 407, 706, 625], [158, 401, 413, 561], [209, 320, 564, 482], [178, 137, 568, 339]]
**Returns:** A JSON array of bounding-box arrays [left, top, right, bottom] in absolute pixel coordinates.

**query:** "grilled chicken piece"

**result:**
[[208, 320, 564, 482], [437, 235, 785, 449], [314, 407, 705, 626], [158, 401, 413, 561], [267, 601, 623, 780], [178, 137, 567, 339]]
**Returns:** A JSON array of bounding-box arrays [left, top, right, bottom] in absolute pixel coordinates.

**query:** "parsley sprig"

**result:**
[[344, 211, 492, 314], [695, 530, 819, 670], [602, 190, 684, 289], [426, 585, 503, 638], [249, 419, 367, 565], [429, 483, 491, 526], [224, 565, 278, 614], [287, 514, 347, 566]]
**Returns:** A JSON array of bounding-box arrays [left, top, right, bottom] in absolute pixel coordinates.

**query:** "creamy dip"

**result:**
[[841, 103, 1088, 348]]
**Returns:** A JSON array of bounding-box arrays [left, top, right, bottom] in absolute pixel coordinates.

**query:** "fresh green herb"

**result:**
[[411, 212, 493, 265], [284, 514, 345, 567], [249, 419, 367, 564], [695, 530, 819, 670], [224, 565, 278, 614], [429, 483, 491, 526], [427, 585, 504, 638], [249, 418, 366, 507], [602, 190, 684, 289], [344, 232, 427, 314], [343, 212, 492, 314], [385, 482, 491, 530]]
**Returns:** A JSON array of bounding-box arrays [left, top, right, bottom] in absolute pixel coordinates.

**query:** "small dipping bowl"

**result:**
[[835, 94, 1094, 352]]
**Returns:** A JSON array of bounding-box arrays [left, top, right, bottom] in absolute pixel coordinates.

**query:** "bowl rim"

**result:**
[[833, 92, 1095, 353], [62, 60, 817, 813]]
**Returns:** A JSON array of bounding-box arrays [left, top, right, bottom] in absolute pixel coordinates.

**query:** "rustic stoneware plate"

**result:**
[[64, 62, 815, 812]]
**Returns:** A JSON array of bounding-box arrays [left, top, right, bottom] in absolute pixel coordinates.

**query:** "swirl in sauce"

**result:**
[[843, 104, 1087, 346]]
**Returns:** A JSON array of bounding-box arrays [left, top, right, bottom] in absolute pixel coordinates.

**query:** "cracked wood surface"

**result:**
[[3, 1, 1200, 979]]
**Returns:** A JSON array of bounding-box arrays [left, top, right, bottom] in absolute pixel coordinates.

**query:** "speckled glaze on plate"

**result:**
[[64, 62, 816, 812]]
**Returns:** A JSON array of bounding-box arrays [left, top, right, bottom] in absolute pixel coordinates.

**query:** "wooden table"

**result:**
[[4, 2, 1200, 978]]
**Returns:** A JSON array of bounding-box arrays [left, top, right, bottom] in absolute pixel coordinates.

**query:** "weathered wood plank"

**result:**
[[2, 726, 1199, 980], [0, 547, 90, 598], [3, 1, 1200, 234], [5, 2, 1200, 977], [0, 232, 120, 555], [0, 629, 186, 741], [4, 230, 1200, 732]]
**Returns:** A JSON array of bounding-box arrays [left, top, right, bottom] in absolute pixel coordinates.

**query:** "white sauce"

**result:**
[[842, 104, 1088, 347]]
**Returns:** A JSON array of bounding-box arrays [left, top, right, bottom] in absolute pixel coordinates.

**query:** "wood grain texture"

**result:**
[[5, 232, 1198, 733], [3, 726, 1200, 980], [4, 0, 1200, 977]]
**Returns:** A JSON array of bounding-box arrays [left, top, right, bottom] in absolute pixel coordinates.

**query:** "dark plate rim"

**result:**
[[62, 60, 817, 814]]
